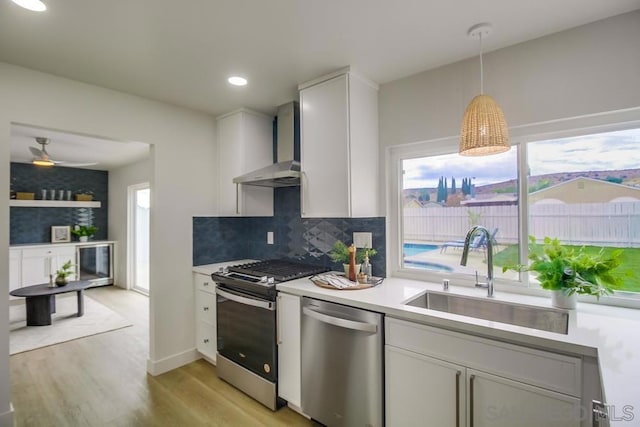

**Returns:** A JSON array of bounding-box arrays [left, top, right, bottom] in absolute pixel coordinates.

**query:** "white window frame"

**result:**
[[386, 107, 640, 309]]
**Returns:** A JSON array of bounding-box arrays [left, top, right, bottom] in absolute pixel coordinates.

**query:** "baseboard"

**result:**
[[146, 347, 200, 376], [0, 403, 15, 427]]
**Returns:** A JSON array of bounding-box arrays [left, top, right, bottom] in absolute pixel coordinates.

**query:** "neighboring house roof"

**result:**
[[403, 200, 442, 208], [460, 194, 518, 207], [529, 176, 640, 204], [403, 199, 424, 208]]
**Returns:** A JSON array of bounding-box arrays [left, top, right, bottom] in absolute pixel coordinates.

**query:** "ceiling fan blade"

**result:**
[[29, 146, 44, 157], [55, 161, 99, 167]]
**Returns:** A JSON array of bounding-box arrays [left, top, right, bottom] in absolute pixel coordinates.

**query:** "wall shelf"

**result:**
[[9, 200, 101, 208]]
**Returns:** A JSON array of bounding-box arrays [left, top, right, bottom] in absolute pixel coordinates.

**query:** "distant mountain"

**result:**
[[403, 168, 640, 205]]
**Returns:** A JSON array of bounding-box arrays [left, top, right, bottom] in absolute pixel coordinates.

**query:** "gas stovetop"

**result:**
[[227, 260, 329, 282], [212, 259, 329, 300]]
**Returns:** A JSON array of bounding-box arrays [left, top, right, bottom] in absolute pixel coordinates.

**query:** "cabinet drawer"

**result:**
[[386, 317, 581, 397], [196, 321, 217, 360], [196, 291, 216, 324], [194, 273, 215, 294], [22, 246, 75, 258]]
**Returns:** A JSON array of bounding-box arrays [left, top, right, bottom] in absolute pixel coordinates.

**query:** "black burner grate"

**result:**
[[228, 260, 329, 282]]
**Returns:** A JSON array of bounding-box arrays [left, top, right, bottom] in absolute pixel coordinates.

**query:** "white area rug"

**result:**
[[9, 294, 132, 355]]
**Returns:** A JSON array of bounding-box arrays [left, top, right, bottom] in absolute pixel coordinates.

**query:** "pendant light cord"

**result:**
[[479, 32, 484, 95]]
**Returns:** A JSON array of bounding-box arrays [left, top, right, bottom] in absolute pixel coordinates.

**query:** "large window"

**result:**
[[397, 127, 640, 297]]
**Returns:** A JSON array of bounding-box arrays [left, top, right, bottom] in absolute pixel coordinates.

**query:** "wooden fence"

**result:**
[[403, 201, 640, 247]]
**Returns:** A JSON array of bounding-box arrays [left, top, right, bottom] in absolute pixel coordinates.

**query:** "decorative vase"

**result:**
[[551, 290, 577, 310], [55, 276, 69, 286], [343, 264, 361, 277], [79, 236, 89, 242]]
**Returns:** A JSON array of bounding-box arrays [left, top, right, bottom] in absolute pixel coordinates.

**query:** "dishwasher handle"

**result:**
[[302, 306, 378, 333]]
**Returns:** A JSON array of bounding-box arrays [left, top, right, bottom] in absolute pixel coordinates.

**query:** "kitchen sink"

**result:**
[[405, 291, 569, 335]]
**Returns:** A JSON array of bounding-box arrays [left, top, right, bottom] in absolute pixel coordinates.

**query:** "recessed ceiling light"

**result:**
[[11, 0, 47, 12], [228, 76, 248, 86]]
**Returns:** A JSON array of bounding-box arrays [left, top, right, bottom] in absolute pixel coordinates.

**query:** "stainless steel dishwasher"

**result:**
[[301, 297, 384, 427]]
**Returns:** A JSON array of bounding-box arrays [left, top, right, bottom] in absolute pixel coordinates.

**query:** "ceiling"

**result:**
[[2, 1, 639, 168], [10, 124, 150, 171]]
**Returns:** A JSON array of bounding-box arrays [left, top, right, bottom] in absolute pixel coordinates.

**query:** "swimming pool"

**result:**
[[403, 243, 439, 257], [404, 260, 453, 272], [403, 243, 453, 272]]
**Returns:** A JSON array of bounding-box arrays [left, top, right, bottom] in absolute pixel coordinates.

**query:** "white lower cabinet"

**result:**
[[385, 317, 581, 427], [194, 273, 216, 363], [277, 292, 301, 408]]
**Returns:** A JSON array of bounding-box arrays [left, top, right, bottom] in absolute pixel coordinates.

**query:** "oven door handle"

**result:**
[[215, 287, 275, 311]]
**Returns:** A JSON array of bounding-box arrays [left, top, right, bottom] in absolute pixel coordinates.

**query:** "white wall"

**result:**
[[379, 11, 640, 149], [0, 62, 217, 425], [108, 156, 152, 289]]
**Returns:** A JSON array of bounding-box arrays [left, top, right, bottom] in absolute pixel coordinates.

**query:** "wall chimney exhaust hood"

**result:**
[[233, 102, 300, 188]]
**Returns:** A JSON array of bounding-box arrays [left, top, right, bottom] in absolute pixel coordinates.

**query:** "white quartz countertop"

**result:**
[[193, 262, 640, 420], [11, 240, 115, 249]]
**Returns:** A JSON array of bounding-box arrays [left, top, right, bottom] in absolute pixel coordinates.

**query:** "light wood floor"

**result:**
[[10, 286, 312, 426]]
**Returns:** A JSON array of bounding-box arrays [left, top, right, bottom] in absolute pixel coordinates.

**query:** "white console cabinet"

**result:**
[[20, 245, 77, 287], [299, 68, 379, 218], [385, 317, 582, 427], [194, 272, 217, 363]]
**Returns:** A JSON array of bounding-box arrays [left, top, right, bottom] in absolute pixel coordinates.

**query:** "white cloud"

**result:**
[[403, 128, 640, 189]]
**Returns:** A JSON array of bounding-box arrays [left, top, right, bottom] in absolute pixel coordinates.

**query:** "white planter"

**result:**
[[79, 236, 89, 242], [551, 290, 577, 310], [343, 264, 361, 276]]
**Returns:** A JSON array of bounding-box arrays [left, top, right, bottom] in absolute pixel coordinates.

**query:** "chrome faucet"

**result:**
[[460, 225, 494, 297]]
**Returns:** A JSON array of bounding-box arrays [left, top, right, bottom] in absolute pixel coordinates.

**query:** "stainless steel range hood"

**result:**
[[233, 102, 300, 188]]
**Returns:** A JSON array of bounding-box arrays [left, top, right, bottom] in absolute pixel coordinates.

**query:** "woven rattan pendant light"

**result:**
[[459, 23, 509, 156]]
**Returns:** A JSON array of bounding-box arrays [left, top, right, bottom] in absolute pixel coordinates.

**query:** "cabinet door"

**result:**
[[277, 292, 301, 407], [21, 248, 53, 286], [386, 345, 465, 427], [9, 249, 22, 299], [300, 74, 350, 217], [217, 110, 273, 216], [55, 247, 77, 281], [468, 369, 581, 427]]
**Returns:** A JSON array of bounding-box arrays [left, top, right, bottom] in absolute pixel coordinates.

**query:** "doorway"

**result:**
[[128, 183, 150, 294]]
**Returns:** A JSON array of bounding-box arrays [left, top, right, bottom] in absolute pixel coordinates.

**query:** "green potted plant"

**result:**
[[55, 260, 75, 286], [503, 236, 623, 309], [330, 240, 377, 276], [71, 224, 98, 242]]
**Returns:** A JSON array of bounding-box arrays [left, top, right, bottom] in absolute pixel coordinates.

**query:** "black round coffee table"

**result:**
[[10, 280, 92, 326]]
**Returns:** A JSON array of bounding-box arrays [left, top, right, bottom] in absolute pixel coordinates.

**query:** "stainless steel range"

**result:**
[[211, 259, 329, 410]]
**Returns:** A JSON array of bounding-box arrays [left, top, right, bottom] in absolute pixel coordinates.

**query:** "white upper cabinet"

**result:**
[[299, 68, 379, 218], [217, 109, 274, 216]]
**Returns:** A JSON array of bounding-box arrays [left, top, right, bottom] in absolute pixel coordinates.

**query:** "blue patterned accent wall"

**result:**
[[10, 163, 108, 244], [193, 187, 386, 276]]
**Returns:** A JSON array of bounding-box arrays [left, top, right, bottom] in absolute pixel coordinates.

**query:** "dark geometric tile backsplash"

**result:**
[[193, 187, 386, 276], [10, 163, 108, 244]]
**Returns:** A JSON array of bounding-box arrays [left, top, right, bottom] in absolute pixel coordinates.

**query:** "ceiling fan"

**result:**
[[29, 137, 98, 167]]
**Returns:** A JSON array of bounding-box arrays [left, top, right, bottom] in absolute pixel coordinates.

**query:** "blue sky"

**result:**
[[403, 128, 640, 189]]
